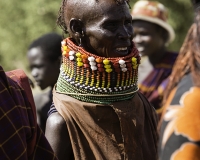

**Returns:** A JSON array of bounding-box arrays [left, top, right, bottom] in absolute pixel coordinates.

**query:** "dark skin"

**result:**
[[45, 0, 134, 159], [132, 20, 168, 65], [64, 0, 133, 58], [27, 47, 61, 131], [27, 47, 60, 90], [45, 112, 73, 159]]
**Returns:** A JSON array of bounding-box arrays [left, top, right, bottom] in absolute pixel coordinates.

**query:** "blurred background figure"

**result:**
[[27, 32, 62, 132], [131, 0, 178, 112], [158, 0, 200, 159]]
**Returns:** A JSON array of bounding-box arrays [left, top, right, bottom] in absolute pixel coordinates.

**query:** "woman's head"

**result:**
[[57, 0, 134, 58]]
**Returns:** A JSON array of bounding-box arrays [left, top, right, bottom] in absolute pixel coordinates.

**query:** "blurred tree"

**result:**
[[0, 0, 62, 71], [0, 0, 194, 71]]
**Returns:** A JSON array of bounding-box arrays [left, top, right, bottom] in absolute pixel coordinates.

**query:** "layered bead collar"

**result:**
[[56, 38, 141, 104]]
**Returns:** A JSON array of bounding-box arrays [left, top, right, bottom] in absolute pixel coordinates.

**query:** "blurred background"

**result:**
[[0, 0, 193, 72]]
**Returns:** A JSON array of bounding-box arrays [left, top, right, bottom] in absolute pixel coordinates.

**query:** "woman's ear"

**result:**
[[69, 18, 85, 45], [70, 18, 84, 35]]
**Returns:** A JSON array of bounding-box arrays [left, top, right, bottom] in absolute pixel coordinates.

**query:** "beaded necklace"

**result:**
[[56, 38, 141, 104]]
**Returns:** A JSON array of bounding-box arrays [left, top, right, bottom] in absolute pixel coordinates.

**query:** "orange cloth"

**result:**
[[159, 73, 200, 160]]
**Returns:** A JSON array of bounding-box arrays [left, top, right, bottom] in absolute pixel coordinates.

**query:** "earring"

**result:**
[[75, 32, 81, 46], [81, 30, 84, 37], [79, 31, 85, 46], [79, 38, 82, 47]]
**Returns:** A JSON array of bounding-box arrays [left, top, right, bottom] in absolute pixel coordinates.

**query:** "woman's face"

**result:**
[[132, 20, 166, 57], [79, 1, 134, 58]]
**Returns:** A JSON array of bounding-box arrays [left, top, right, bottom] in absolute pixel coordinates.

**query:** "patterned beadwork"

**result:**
[[57, 38, 141, 104]]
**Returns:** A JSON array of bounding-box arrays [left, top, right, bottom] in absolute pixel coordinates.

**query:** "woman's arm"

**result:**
[[45, 112, 73, 160]]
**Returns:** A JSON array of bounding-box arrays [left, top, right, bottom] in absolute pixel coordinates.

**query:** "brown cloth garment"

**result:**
[[53, 89, 158, 160]]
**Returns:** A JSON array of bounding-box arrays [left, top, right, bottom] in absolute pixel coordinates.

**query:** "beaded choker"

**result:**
[[56, 38, 141, 104]]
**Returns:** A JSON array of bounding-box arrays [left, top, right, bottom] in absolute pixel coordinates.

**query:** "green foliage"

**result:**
[[0, 0, 195, 71], [160, 0, 193, 51], [0, 0, 62, 71]]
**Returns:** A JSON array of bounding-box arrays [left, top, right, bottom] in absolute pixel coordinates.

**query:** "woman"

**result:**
[[45, 0, 158, 159]]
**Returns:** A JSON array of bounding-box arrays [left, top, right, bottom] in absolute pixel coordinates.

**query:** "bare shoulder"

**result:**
[[46, 112, 66, 132], [45, 112, 73, 160]]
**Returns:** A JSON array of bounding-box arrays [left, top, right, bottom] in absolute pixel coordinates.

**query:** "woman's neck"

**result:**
[[55, 38, 141, 104]]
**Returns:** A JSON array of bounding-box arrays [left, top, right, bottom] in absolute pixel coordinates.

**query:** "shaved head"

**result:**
[[57, 0, 133, 57], [57, 0, 130, 35]]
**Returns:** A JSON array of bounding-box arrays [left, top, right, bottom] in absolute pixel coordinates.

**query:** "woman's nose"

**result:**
[[118, 26, 132, 39]]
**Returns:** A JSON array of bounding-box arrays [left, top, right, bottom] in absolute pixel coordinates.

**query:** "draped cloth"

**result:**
[[139, 51, 178, 111], [0, 66, 57, 160], [53, 88, 158, 160], [158, 73, 200, 160]]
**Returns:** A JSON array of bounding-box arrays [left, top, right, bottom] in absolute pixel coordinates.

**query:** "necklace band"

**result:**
[[56, 38, 140, 104], [56, 87, 139, 97]]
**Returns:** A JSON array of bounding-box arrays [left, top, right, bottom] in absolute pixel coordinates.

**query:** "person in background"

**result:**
[[158, 0, 200, 159], [0, 66, 57, 159], [45, 0, 158, 159], [131, 0, 178, 113], [27, 33, 62, 132]]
